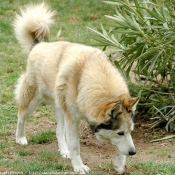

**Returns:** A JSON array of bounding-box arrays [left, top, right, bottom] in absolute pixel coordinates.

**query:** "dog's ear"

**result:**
[[123, 97, 139, 112], [109, 102, 122, 119]]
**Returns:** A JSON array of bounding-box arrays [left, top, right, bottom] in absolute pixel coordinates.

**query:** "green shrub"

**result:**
[[89, 0, 175, 132]]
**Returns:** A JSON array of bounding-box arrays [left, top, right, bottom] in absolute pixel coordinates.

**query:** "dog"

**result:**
[[13, 3, 139, 174]]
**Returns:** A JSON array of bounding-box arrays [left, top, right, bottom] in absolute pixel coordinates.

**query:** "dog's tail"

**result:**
[[13, 2, 55, 54]]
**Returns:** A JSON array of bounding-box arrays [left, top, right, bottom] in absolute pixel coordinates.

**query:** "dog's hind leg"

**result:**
[[15, 74, 41, 145], [16, 99, 40, 145], [55, 104, 70, 159]]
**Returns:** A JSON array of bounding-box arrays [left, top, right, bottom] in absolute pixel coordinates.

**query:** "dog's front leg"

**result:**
[[113, 150, 126, 174], [65, 117, 90, 174]]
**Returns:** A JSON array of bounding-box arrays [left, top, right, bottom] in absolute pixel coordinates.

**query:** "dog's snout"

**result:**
[[129, 150, 136, 156]]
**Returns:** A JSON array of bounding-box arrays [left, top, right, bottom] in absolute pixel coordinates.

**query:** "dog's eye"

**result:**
[[117, 131, 124, 136]]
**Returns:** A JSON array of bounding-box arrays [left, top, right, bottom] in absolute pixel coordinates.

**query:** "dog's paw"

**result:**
[[60, 150, 70, 159], [74, 165, 90, 174], [114, 165, 124, 174], [16, 137, 28, 145]]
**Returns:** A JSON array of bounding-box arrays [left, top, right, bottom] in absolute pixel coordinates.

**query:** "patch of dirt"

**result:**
[[2, 113, 175, 174]]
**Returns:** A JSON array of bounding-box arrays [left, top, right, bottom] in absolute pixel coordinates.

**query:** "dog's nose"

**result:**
[[129, 150, 136, 155]]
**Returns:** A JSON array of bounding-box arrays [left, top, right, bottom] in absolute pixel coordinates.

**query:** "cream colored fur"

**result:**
[[13, 2, 55, 54], [13, 3, 139, 174]]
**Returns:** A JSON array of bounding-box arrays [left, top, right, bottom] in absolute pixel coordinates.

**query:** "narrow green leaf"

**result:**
[[135, 48, 159, 61], [149, 51, 162, 73], [145, 8, 165, 22]]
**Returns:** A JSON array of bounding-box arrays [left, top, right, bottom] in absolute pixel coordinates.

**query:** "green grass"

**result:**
[[1, 151, 71, 173], [30, 130, 56, 144], [130, 161, 175, 175], [0, 141, 15, 150], [16, 149, 32, 156], [98, 161, 113, 172]]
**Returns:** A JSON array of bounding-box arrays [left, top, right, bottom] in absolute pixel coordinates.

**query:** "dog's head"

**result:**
[[91, 97, 139, 156]]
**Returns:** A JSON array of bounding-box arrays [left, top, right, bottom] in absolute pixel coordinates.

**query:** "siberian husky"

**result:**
[[13, 3, 139, 174]]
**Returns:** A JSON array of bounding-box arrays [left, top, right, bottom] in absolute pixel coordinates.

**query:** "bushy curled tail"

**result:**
[[13, 2, 55, 54]]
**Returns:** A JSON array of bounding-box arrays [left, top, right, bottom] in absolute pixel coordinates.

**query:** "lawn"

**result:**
[[0, 0, 175, 174]]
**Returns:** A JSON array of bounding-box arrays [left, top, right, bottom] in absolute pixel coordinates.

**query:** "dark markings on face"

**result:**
[[95, 114, 121, 133], [89, 115, 120, 133], [90, 112, 134, 133], [93, 104, 123, 132]]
